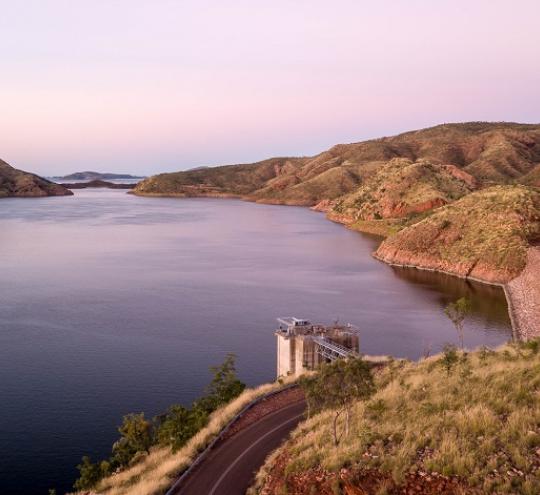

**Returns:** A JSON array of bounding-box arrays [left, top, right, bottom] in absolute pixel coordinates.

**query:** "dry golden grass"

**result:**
[[89, 377, 295, 495], [253, 343, 540, 494]]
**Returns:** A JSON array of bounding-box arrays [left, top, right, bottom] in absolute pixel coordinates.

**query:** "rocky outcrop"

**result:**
[[0, 159, 73, 197], [329, 160, 477, 223], [375, 186, 540, 285], [258, 456, 477, 495]]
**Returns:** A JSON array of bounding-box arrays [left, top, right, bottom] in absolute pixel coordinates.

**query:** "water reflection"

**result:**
[[390, 266, 511, 330]]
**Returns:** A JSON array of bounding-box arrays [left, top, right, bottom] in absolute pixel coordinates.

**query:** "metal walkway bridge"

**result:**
[[311, 336, 359, 361]]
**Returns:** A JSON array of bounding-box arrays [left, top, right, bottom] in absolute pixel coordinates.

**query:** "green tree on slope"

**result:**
[[300, 358, 375, 446], [111, 412, 153, 466], [73, 456, 111, 491], [198, 352, 246, 413]]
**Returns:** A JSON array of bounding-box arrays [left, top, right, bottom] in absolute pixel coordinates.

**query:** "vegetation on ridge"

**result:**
[[252, 341, 540, 495], [73, 354, 245, 492], [330, 158, 477, 222], [134, 122, 540, 205], [80, 379, 295, 495]]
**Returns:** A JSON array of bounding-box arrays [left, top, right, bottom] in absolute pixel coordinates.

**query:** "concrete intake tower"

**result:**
[[275, 317, 360, 378]]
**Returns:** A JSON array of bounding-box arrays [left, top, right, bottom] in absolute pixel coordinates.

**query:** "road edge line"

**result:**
[[165, 383, 298, 495]]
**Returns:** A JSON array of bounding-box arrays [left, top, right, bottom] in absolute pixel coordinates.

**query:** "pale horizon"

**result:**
[[1, 0, 539, 176]]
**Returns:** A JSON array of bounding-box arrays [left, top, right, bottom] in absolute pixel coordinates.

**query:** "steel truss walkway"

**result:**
[[312, 336, 359, 361]]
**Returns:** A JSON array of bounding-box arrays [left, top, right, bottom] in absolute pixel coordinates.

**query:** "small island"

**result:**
[[53, 171, 145, 181], [60, 179, 136, 189]]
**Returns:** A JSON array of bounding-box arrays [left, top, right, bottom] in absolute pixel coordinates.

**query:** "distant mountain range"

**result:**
[[134, 122, 540, 205], [53, 171, 145, 181]]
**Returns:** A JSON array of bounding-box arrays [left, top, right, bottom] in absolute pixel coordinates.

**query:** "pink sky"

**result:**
[[1, 0, 539, 175]]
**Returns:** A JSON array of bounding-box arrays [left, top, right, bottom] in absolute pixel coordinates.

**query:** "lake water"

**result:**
[[0, 189, 511, 494]]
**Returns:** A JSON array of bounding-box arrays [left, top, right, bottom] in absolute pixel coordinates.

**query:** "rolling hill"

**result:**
[[0, 159, 73, 197], [134, 122, 540, 204], [134, 122, 540, 284]]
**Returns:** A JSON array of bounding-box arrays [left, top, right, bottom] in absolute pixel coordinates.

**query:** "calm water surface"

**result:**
[[0, 189, 511, 494]]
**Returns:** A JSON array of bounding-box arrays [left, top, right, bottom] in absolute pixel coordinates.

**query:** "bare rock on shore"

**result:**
[[506, 247, 540, 338]]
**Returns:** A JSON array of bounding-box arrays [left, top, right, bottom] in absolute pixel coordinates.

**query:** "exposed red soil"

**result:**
[[388, 197, 447, 218], [259, 451, 477, 495], [374, 246, 514, 285]]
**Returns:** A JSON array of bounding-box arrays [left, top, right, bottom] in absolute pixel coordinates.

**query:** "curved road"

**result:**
[[172, 400, 306, 495]]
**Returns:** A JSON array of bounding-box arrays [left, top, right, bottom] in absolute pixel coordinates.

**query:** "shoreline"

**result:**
[[372, 253, 524, 340], [505, 247, 540, 340], [312, 201, 536, 341], [133, 191, 535, 340]]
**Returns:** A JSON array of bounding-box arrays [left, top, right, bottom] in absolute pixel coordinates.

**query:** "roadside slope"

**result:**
[[89, 380, 298, 495], [251, 343, 540, 495]]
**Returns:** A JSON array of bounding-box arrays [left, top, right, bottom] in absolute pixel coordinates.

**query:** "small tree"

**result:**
[[199, 353, 245, 412], [300, 358, 375, 446], [111, 413, 152, 467], [156, 353, 246, 452], [156, 404, 207, 451], [73, 456, 110, 491], [445, 297, 471, 349], [440, 344, 459, 376]]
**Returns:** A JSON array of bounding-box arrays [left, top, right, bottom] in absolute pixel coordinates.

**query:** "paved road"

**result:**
[[173, 400, 306, 495]]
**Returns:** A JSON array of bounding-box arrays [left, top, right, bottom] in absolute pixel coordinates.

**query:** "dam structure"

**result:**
[[275, 317, 360, 378]]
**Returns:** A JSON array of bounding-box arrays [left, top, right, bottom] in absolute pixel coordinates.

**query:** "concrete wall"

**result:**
[[294, 337, 321, 376], [276, 333, 294, 377]]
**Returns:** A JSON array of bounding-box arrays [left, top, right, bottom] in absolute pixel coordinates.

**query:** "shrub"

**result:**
[[111, 413, 153, 467], [440, 344, 459, 376], [74, 354, 246, 490], [73, 456, 111, 491]]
